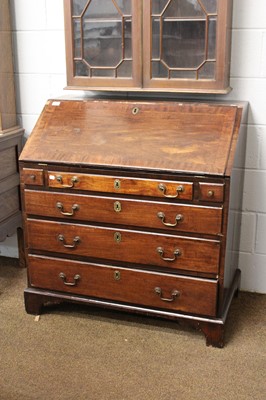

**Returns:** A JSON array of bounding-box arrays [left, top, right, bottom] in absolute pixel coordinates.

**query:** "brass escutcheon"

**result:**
[[114, 232, 122, 243], [132, 107, 139, 115], [114, 270, 121, 281], [114, 201, 122, 213], [114, 179, 121, 190]]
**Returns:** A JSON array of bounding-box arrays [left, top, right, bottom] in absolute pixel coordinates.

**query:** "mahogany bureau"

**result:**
[[19, 99, 247, 347]]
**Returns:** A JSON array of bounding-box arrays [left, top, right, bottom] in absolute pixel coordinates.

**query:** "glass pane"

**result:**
[[84, 0, 120, 19], [124, 19, 132, 59], [72, 0, 87, 16], [164, 0, 205, 18], [198, 61, 215, 79], [74, 60, 89, 76], [115, 0, 132, 15], [208, 17, 216, 59], [152, 0, 169, 15], [92, 69, 115, 77], [83, 21, 123, 67], [117, 60, 132, 77], [162, 21, 206, 68], [152, 61, 168, 78], [200, 0, 217, 14], [152, 18, 160, 59], [73, 18, 81, 58], [171, 70, 196, 79]]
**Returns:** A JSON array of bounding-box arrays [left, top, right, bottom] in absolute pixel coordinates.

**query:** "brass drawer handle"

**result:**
[[56, 202, 79, 216], [157, 247, 181, 262], [154, 287, 180, 302], [157, 212, 183, 227], [58, 234, 80, 249], [56, 175, 79, 188], [158, 183, 184, 198], [59, 272, 81, 286]]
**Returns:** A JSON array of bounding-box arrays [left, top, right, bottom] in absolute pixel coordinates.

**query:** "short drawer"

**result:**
[[24, 190, 223, 235], [199, 183, 224, 202], [27, 219, 220, 274], [28, 255, 218, 317], [21, 168, 44, 186], [47, 171, 193, 200]]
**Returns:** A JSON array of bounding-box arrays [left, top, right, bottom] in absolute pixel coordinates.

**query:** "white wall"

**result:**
[[1, 0, 265, 293]]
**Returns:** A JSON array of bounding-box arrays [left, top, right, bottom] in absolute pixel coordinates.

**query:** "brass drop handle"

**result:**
[[157, 212, 183, 227], [56, 202, 79, 216], [59, 272, 81, 286], [154, 287, 180, 302], [58, 234, 80, 249], [157, 247, 181, 262], [158, 183, 184, 198], [56, 175, 79, 188]]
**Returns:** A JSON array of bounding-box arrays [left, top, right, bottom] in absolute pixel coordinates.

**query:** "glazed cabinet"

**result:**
[[19, 98, 247, 347], [64, 0, 233, 93]]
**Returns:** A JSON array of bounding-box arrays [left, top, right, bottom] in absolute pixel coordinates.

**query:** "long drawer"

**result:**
[[26, 219, 220, 274], [24, 190, 223, 235], [47, 171, 193, 200], [28, 255, 218, 317]]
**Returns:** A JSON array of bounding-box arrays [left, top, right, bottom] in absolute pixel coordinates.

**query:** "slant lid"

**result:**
[[19, 99, 240, 176]]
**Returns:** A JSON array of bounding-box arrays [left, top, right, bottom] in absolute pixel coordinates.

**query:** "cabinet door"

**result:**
[[64, 0, 142, 89], [143, 0, 232, 93]]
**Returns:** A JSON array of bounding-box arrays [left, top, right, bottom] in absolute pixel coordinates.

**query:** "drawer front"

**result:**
[[28, 255, 218, 317], [199, 183, 224, 202], [24, 190, 223, 235], [21, 168, 44, 186], [27, 219, 220, 274], [48, 171, 193, 200]]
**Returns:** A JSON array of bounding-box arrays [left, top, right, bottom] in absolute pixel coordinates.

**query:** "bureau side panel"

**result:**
[[223, 106, 248, 307]]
